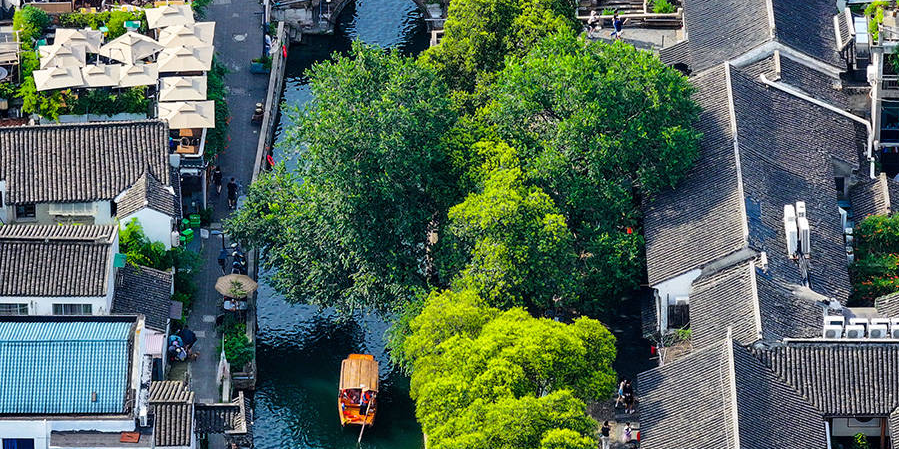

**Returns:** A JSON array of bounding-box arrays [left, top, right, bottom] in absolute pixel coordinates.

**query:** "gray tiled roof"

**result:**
[[689, 258, 760, 348], [644, 65, 745, 285], [835, 9, 854, 51], [0, 224, 115, 297], [778, 55, 852, 112], [116, 169, 180, 219], [149, 381, 194, 447], [637, 337, 825, 449], [112, 265, 173, 332], [0, 120, 170, 204], [851, 173, 893, 219], [664, 0, 843, 72], [875, 292, 899, 317], [194, 392, 248, 435], [751, 342, 899, 416]]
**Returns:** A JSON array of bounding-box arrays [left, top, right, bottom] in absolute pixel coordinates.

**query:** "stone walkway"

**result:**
[[169, 0, 270, 446]]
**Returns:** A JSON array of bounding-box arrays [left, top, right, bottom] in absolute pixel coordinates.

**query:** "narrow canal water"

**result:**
[[253, 1, 429, 448]]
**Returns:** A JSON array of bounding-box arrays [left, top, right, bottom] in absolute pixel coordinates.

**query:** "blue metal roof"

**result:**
[[0, 321, 133, 415]]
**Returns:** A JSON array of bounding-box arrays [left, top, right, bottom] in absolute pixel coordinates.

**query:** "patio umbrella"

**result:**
[[157, 45, 214, 73], [33, 66, 85, 91], [80, 64, 121, 87], [118, 63, 159, 87], [98, 32, 163, 64], [39, 44, 86, 69], [159, 75, 207, 101], [145, 5, 195, 29], [214, 274, 258, 298], [158, 22, 215, 47], [158, 100, 216, 129], [54, 28, 103, 53]]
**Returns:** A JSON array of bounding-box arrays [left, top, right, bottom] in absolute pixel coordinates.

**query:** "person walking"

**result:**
[[227, 177, 239, 210], [623, 379, 636, 414], [600, 421, 612, 449], [587, 10, 600, 34], [212, 166, 223, 194], [615, 379, 626, 408], [623, 422, 633, 444], [611, 12, 625, 40]]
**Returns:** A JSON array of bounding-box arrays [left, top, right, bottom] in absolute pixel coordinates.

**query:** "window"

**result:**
[[15, 204, 35, 219], [52, 304, 92, 315], [0, 303, 27, 316], [3, 439, 35, 449], [49, 202, 96, 216]]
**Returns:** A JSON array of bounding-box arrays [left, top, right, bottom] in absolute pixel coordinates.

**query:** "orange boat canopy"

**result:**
[[339, 354, 379, 392]]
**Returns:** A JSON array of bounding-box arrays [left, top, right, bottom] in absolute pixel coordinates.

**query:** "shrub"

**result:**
[[851, 214, 899, 303], [653, 0, 676, 13], [852, 432, 871, 449], [13, 6, 50, 47], [204, 57, 230, 161]]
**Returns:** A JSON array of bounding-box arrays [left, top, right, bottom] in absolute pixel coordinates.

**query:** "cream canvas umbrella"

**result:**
[[99, 32, 163, 64], [157, 45, 213, 73], [80, 64, 121, 88], [145, 5, 195, 29], [158, 100, 215, 129], [118, 63, 159, 87], [158, 22, 215, 47], [33, 67, 85, 91], [159, 76, 207, 101], [54, 28, 103, 53], [39, 44, 87, 69], [214, 274, 258, 298]]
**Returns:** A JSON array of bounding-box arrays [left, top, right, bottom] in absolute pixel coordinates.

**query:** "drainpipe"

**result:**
[[758, 74, 876, 179]]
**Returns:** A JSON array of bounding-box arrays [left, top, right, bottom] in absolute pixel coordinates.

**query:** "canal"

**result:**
[[253, 1, 429, 448]]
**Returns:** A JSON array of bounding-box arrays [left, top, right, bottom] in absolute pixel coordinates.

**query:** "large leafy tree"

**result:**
[[404, 289, 616, 448], [485, 34, 702, 308], [419, 0, 579, 95], [226, 43, 459, 312], [439, 140, 581, 310]]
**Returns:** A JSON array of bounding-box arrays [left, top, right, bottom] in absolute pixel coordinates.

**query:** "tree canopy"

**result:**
[[226, 43, 459, 312], [404, 288, 616, 449]]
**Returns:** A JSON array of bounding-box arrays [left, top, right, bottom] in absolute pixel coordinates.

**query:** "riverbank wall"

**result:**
[[252, 21, 291, 183]]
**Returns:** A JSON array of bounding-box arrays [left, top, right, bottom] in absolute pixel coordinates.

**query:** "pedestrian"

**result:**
[[611, 12, 625, 40], [227, 177, 239, 209], [213, 166, 223, 194], [623, 379, 636, 414], [587, 10, 600, 34], [615, 379, 626, 407], [623, 422, 633, 443], [600, 421, 612, 449]]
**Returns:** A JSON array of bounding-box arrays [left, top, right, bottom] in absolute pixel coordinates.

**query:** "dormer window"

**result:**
[[15, 204, 35, 219]]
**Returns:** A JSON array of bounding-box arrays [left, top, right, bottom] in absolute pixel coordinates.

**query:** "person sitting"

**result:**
[[360, 390, 372, 415]]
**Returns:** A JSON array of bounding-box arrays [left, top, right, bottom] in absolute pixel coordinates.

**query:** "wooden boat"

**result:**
[[338, 354, 379, 428]]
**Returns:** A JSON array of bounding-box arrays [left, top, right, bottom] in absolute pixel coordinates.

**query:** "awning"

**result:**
[[145, 5, 196, 29], [119, 63, 159, 87], [158, 100, 216, 129], [54, 28, 103, 53], [98, 31, 163, 64], [339, 355, 379, 392], [39, 44, 86, 69], [159, 75, 207, 101], [146, 330, 165, 357], [158, 22, 215, 47], [80, 64, 121, 87], [33, 66, 85, 91], [157, 45, 214, 73]]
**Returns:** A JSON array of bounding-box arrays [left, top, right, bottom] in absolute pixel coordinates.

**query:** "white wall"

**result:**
[[0, 295, 110, 315], [4, 201, 112, 225], [0, 418, 135, 449], [652, 268, 701, 331], [831, 417, 889, 437], [121, 208, 174, 249]]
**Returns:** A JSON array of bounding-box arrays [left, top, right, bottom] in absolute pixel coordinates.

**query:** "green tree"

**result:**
[[440, 140, 581, 310], [227, 44, 459, 312], [484, 34, 701, 308], [13, 6, 50, 46], [404, 289, 615, 448], [419, 0, 578, 95], [539, 428, 598, 449]]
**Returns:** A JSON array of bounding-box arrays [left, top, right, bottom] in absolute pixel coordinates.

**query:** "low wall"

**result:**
[[252, 21, 289, 182]]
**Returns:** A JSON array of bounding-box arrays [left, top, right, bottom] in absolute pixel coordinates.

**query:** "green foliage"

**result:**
[[226, 43, 459, 312], [204, 57, 229, 161], [539, 429, 597, 449], [851, 432, 871, 449], [120, 218, 170, 269], [419, 0, 578, 96], [191, 0, 213, 19], [58, 11, 147, 39], [62, 87, 151, 116], [223, 325, 253, 371], [851, 214, 899, 303], [13, 6, 50, 47], [652, 0, 675, 13], [440, 141, 580, 310], [484, 34, 701, 309], [18, 78, 64, 120], [0, 83, 16, 100], [405, 289, 614, 448], [866, 1, 890, 41]]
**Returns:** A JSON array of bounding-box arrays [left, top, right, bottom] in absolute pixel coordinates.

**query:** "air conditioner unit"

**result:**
[[870, 324, 889, 338], [845, 324, 866, 338], [849, 317, 870, 327], [891, 323, 899, 339], [871, 318, 890, 327], [798, 217, 811, 255], [824, 316, 846, 327], [673, 296, 689, 306], [796, 201, 807, 218], [840, 208, 849, 230], [784, 207, 799, 257], [139, 406, 148, 427], [823, 324, 844, 339]]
